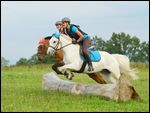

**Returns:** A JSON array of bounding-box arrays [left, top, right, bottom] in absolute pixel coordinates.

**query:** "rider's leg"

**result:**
[[82, 37, 94, 71]]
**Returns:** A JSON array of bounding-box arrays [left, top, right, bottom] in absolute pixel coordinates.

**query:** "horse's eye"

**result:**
[[53, 41, 56, 43]]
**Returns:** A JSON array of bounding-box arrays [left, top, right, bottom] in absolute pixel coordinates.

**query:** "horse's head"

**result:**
[[37, 36, 51, 61], [47, 33, 72, 56]]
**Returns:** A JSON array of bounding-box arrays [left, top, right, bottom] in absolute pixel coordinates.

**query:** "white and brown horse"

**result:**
[[37, 36, 106, 84], [37, 35, 138, 84]]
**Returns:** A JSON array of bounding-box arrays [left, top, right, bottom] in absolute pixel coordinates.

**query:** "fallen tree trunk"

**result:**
[[42, 72, 140, 101]]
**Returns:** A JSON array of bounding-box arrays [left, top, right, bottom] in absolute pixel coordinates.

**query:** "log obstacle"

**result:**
[[42, 72, 140, 101]]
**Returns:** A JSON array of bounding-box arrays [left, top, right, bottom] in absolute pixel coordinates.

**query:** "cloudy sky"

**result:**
[[1, 1, 149, 65]]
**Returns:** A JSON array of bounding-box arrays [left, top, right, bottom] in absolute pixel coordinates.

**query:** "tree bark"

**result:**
[[42, 72, 140, 101]]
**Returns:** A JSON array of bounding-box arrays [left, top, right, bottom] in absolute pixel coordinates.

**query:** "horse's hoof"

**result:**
[[68, 77, 72, 80], [57, 72, 63, 75], [68, 76, 73, 80], [64, 71, 69, 78], [68, 72, 74, 80], [71, 72, 74, 77], [64, 74, 68, 78], [60, 69, 66, 74]]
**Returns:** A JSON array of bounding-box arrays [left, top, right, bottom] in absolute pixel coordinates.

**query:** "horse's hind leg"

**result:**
[[88, 73, 106, 84], [99, 69, 120, 83], [110, 71, 121, 83]]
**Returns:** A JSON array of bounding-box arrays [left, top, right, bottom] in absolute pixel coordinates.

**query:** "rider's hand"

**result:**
[[72, 39, 77, 44]]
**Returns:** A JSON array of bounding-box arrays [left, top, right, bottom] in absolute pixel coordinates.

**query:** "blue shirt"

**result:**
[[66, 25, 88, 42]]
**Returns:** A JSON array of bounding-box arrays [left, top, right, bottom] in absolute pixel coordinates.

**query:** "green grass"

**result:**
[[1, 64, 149, 112]]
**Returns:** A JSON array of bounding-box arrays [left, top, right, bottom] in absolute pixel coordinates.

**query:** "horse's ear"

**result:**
[[45, 36, 52, 40]]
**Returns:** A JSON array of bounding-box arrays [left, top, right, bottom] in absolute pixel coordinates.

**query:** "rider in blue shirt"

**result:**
[[61, 17, 94, 71]]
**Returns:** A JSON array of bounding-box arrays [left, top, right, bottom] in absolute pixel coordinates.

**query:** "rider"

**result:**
[[51, 21, 63, 38], [55, 21, 66, 34], [61, 17, 94, 71]]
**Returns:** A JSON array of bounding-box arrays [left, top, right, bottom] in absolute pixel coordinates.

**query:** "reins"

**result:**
[[49, 38, 72, 51]]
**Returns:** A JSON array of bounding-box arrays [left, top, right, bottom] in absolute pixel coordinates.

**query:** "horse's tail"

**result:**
[[124, 68, 138, 80], [112, 54, 139, 80]]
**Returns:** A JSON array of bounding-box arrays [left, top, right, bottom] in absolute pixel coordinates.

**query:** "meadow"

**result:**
[[1, 64, 149, 112]]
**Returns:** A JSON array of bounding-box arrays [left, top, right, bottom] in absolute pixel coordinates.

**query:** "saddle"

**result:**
[[72, 46, 101, 73]]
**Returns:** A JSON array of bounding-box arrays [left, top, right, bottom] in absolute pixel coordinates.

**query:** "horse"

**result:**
[[37, 36, 106, 84], [47, 34, 138, 83]]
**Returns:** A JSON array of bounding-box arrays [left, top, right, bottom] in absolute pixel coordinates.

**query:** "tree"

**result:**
[[16, 58, 28, 65], [106, 32, 131, 54], [15, 32, 149, 64], [27, 54, 41, 65], [27, 54, 56, 65], [138, 41, 149, 63], [42, 54, 56, 64], [127, 36, 141, 62], [92, 35, 107, 51], [92, 32, 149, 63], [16, 54, 56, 66], [1, 57, 9, 67]]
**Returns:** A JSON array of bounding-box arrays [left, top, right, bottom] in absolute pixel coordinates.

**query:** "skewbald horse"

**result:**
[[37, 36, 140, 101], [37, 35, 138, 84], [37, 36, 106, 84]]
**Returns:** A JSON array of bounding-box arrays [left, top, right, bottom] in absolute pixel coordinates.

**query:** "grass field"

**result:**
[[1, 64, 149, 112]]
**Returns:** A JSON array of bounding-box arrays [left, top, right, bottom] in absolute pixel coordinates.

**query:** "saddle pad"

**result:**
[[81, 50, 101, 62]]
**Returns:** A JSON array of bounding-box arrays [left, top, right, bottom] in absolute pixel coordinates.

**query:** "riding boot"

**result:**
[[88, 61, 94, 71], [84, 54, 94, 71], [87, 61, 94, 71]]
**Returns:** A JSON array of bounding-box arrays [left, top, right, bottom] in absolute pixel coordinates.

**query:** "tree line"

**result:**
[[92, 32, 149, 63], [1, 32, 149, 66]]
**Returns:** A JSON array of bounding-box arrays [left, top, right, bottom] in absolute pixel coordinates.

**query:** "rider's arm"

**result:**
[[75, 30, 83, 43], [72, 26, 83, 43]]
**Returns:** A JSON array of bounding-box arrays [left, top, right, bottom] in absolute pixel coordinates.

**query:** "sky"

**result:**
[[1, 1, 149, 65]]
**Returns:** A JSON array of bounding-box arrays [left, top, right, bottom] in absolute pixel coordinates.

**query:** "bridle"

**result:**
[[49, 37, 72, 55]]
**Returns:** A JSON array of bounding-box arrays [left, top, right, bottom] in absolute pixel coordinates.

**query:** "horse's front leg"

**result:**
[[59, 63, 79, 80], [51, 61, 64, 74]]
